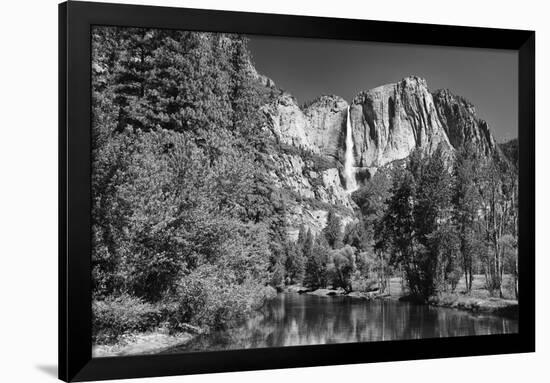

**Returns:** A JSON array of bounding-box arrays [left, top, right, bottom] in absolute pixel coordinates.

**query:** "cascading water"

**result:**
[[344, 106, 358, 192]]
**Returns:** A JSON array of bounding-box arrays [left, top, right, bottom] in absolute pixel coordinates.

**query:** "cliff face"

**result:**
[[499, 138, 518, 168], [350, 77, 452, 178], [258, 75, 502, 237], [270, 153, 355, 239], [262, 93, 353, 238], [432, 88, 497, 156], [303, 95, 349, 161], [263, 94, 313, 153], [263, 93, 348, 159]]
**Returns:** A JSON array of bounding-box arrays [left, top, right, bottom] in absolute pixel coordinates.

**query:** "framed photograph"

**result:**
[[59, 1, 535, 381]]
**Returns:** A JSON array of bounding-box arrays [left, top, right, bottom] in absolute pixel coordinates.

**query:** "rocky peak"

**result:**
[[303, 95, 349, 112], [276, 92, 300, 107], [262, 92, 321, 154], [243, 48, 277, 89], [263, 92, 349, 160], [352, 76, 428, 105], [433, 88, 477, 114], [349, 76, 451, 177], [432, 88, 496, 156]]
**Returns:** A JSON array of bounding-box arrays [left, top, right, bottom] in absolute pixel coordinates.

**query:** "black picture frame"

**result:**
[[59, 1, 535, 381]]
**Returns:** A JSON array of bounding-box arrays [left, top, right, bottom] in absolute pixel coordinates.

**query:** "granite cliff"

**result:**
[[432, 88, 498, 156], [257, 74, 502, 238]]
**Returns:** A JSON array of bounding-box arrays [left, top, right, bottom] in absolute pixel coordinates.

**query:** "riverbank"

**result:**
[[285, 274, 518, 318], [428, 274, 519, 318], [427, 294, 518, 319], [94, 275, 517, 357], [285, 284, 393, 300], [92, 326, 196, 357]]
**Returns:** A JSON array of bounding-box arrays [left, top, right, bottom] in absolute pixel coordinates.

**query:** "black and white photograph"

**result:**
[[1, 0, 547, 382], [90, 26, 520, 358]]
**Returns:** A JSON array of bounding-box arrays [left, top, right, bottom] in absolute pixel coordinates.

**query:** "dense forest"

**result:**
[[91, 28, 289, 342], [91, 27, 519, 347]]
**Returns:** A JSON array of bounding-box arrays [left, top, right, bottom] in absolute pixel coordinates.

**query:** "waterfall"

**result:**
[[344, 106, 358, 192]]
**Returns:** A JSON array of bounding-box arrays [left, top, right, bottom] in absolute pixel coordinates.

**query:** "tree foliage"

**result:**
[[304, 234, 329, 289], [328, 245, 356, 292], [91, 27, 286, 337], [323, 209, 343, 249], [372, 142, 518, 300]]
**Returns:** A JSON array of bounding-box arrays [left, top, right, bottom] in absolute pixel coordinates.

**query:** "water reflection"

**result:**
[[162, 293, 518, 353]]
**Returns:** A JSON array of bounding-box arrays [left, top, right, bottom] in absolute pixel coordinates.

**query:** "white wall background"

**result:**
[[0, 0, 546, 381]]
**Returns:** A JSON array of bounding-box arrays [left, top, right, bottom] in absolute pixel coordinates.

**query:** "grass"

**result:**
[[383, 274, 518, 318], [385, 274, 517, 300]]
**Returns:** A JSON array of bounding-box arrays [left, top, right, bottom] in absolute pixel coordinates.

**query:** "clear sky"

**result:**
[[247, 35, 518, 143]]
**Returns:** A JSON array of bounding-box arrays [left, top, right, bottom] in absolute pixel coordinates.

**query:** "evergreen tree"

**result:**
[[111, 28, 159, 132], [304, 234, 329, 289], [285, 242, 305, 284], [343, 221, 367, 250], [296, 225, 307, 250], [90, 26, 283, 332], [302, 229, 314, 262], [382, 168, 418, 294], [380, 148, 456, 299], [323, 209, 343, 249], [412, 147, 453, 297]]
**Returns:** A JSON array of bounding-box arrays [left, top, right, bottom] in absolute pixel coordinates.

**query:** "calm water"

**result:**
[[162, 293, 518, 353]]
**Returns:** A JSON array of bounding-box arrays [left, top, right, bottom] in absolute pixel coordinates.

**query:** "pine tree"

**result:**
[[412, 147, 453, 297], [382, 147, 458, 299], [285, 242, 305, 284], [90, 27, 281, 308], [323, 210, 343, 249], [303, 229, 314, 261], [304, 234, 330, 289], [111, 28, 159, 132]]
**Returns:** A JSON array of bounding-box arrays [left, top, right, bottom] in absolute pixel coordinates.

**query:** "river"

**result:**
[[161, 292, 518, 354]]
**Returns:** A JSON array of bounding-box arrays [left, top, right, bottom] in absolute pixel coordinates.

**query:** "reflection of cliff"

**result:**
[[163, 294, 517, 352]]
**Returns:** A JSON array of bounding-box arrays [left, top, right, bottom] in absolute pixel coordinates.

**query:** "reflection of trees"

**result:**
[[162, 293, 518, 353]]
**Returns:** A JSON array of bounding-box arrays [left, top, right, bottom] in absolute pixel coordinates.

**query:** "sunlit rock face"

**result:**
[[349, 77, 451, 172], [266, 147, 356, 240], [263, 92, 320, 153], [303, 95, 348, 161], [263, 93, 348, 161], [262, 93, 354, 237]]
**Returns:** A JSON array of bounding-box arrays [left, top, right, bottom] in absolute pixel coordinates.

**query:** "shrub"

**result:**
[[169, 266, 275, 332], [351, 276, 379, 292], [284, 242, 305, 284], [304, 236, 329, 289], [92, 294, 163, 343], [270, 261, 286, 291], [329, 245, 356, 292]]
